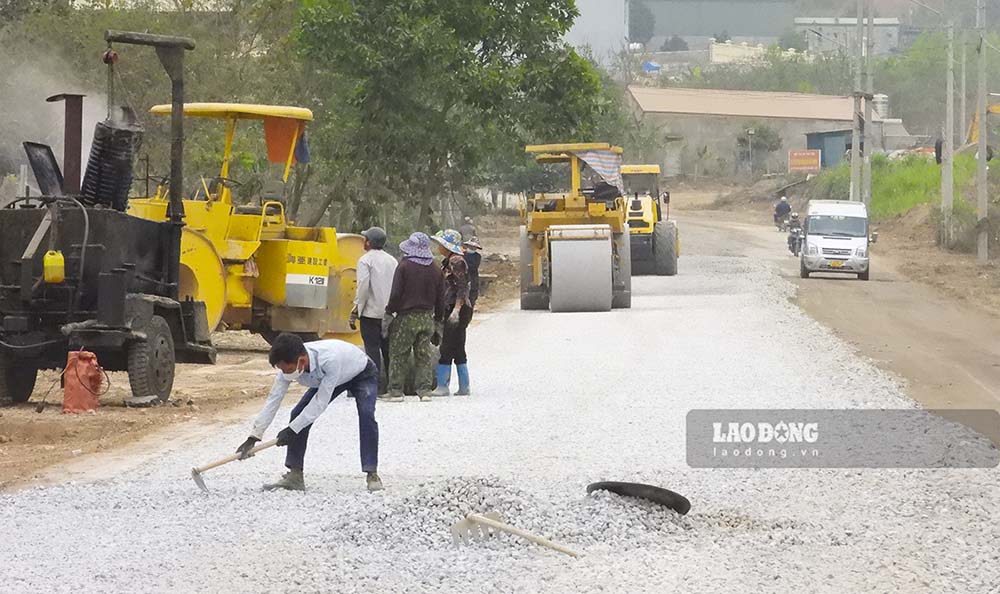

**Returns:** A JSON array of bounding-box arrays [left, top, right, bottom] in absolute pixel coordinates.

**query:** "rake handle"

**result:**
[[468, 513, 580, 558], [194, 439, 279, 474]]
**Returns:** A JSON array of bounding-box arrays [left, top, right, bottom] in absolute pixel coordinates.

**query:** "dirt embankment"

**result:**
[[875, 204, 1000, 317], [0, 332, 273, 489]]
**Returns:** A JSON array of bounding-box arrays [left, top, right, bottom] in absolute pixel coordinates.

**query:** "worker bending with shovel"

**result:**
[[235, 333, 382, 492]]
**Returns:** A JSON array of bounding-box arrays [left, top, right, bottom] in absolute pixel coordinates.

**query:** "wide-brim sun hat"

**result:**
[[431, 229, 464, 255], [462, 237, 482, 250], [399, 232, 434, 260]]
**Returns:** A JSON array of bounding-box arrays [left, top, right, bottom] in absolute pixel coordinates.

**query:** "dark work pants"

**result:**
[[439, 304, 474, 365], [285, 362, 379, 473], [359, 316, 390, 392]]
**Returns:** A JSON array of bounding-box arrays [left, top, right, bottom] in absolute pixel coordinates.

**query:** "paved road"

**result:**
[[3, 213, 999, 593]]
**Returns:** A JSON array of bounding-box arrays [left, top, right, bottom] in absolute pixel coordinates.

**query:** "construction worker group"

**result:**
[[235, 221, 483, 492]]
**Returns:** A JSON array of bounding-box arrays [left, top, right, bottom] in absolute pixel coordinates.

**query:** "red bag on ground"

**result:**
[[63, 351, 102, 413]]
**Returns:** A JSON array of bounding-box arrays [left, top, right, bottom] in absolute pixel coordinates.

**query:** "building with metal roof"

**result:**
[[627, 86, 887, 177]]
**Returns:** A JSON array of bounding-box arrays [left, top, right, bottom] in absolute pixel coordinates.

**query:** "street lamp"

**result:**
[[747, 128, 756, 175]]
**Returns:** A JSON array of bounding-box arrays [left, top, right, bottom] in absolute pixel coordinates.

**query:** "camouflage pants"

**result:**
[[388, 311, 435, 395]]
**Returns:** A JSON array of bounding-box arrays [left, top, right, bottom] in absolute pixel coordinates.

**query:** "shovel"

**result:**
[[190, 439, 278, 492], [450, 511, 579, 558]]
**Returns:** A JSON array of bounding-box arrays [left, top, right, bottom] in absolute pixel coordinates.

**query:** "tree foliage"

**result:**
[[297, 0, 613, 228], [778, 28, 806, 51], [628, 0, 655, 46], [661, 35, 688, 52], [0, 0, 627, 233]]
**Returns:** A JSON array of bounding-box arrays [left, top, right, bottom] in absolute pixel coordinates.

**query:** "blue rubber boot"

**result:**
[[431, 364, 451, 397], [455, 364, 471, 396]]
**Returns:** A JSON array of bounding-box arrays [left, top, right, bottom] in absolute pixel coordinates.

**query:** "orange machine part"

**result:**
[[63, 351, 102, 413]]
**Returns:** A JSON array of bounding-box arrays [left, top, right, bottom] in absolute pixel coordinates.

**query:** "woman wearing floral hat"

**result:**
[[430, 229, 473, 396]]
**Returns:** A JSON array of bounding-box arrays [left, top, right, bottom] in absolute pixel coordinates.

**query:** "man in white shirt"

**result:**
[[349, 227, 397, 393], [235, 333, 382, 492]]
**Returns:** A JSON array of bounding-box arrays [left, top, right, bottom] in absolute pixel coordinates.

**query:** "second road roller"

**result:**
[[519, 143, 632, 312]]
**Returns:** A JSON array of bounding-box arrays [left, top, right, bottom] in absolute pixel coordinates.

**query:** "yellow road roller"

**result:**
[[129, 103, 362, 344], [519, 143, 631, 312], [622, 164, 678, 276]]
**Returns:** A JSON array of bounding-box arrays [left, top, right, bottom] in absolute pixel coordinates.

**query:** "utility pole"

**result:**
[[850, 0, 864, 201], [977, 0, 989, 264], [863, 0, 875, 207], [943, 21, 955, 246], [962, 32, 968, 145]]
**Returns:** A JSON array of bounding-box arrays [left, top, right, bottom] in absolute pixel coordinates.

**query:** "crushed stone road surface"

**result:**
[[3, 219, 999, 593]]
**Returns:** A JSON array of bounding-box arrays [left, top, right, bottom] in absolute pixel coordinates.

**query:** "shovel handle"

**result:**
[[194, 439, 278, 474], [467, 513, 579, 558]]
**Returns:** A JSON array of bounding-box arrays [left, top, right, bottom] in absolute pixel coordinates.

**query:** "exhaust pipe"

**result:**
[[45, 93, 85, 194]]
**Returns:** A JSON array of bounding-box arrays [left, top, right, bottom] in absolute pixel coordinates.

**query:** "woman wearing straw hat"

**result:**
[[383, 232, 443, 402], [430, 229, 473, 396]]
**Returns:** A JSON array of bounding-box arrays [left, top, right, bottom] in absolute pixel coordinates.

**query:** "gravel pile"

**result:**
[[2, 251, 999, 593]]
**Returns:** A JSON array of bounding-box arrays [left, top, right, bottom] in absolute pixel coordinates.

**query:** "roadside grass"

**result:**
[[811, 154, 977, 221], [808, 154, 1000, 253]]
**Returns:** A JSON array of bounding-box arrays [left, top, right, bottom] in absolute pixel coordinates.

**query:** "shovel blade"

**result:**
[[191, 468, 209, 493]]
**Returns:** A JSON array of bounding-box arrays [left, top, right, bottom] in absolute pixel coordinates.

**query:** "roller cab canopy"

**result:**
[[149, 103, 313, 189], [621, 164, 661, 175], [526, 143, 625, 195]]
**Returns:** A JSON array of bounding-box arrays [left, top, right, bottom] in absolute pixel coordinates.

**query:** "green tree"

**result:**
[[629, 0, 655, 46], [298, 0, 611, 228], [661, 35, 689, 52], [736, 123, 782, 169], [778, 28, 807, 51]]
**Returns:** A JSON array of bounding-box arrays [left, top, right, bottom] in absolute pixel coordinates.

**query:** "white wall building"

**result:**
[[565, 0, 628, 65], [795, 17, 901, 56]]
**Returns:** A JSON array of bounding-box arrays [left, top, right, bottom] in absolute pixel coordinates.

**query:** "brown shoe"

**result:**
[[263, 469, 305, 492], [378, 390, 405, 403]]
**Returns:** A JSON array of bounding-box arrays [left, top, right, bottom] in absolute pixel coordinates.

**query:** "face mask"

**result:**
[[282, 362, 304, 382]]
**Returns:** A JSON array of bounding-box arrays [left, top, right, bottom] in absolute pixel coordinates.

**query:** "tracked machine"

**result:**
[[621, 165, 678, 276], [519, 143, 632, 312], [0, 31, 214, 404]]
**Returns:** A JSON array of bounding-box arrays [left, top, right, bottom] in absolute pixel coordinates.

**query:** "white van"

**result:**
[[799, 200, 877, 281]]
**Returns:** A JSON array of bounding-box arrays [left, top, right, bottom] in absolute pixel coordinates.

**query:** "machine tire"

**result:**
[[799, 259, 810, 279], [520, 225, 550, 310], [0, 353, 37, 404], [859, 269, 870, 281], [612, 232, 632, 309], [520, 291, 550, 311], [127, 315, 176, 403], [654, 221, 678, 276]]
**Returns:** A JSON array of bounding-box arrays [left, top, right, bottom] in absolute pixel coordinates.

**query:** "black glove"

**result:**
[[275, 426, 297, 447], [349, 307, 359, 331], [236, 436, 260, 460]]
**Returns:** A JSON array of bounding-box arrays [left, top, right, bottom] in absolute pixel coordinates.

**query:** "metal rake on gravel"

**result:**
[[450, 512, 579, 558]]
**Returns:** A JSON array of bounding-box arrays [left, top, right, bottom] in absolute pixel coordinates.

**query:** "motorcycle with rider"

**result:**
[[787, 212, 804, 256], [774, 196, 792, 231]]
